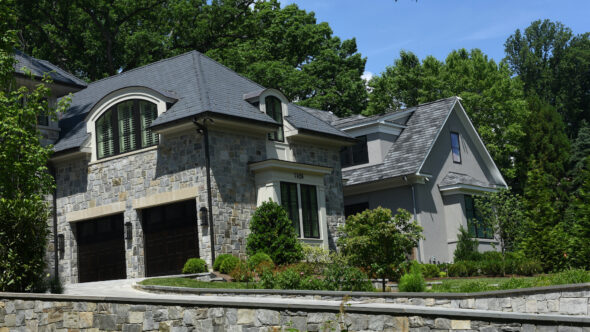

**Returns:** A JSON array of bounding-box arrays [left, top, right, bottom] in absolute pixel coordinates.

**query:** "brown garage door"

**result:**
[[142, 200, 199, 277], [77, 214, 126, 283]]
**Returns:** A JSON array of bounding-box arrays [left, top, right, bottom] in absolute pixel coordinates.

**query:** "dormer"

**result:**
[[244, 88, 294, 160], [335, 110, 412, 169]]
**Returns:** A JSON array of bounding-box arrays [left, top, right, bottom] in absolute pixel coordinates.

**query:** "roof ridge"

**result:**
[[196, 52, 266, 90], [36, 59, 87, 86], [86, 50, 199, 87], [193, 52, 212, 112]]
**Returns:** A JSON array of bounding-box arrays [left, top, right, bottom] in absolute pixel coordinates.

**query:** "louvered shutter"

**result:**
[[96, 110, 114, 158], [140, 101, 159, 147], [117, 101, 136, 153]]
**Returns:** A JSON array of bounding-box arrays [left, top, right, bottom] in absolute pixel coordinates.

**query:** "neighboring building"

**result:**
[[305, 97, 508, 263], [29, 51, 353, 284]]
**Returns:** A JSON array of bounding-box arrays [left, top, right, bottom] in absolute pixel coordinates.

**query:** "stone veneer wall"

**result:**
[[50, 128, 345, 284], [137, 283, 590, 316], [1, 293, 590, 332]]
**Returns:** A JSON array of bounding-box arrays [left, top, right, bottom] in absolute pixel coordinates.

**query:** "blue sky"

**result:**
[[285, 0, 590, 79]]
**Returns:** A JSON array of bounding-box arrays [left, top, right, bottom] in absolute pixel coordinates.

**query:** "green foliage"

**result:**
[[420, 264, 441, 279], [182, 258, 208, 274], [229, 260, 254, 282], [479, 259, 504, 277], [398, 262, 426, 292], [338, 207, 423, 288], [513, 259, 543, 276], [219, 255, 240, 275], [366, 48, 528, 182], [322, 263, 374, 292], [247, 252, 273, 271], [458, 280, 494, 293], [565, 157, 590, 269], [246, 200, 303, 265], [14, 0, 367, 116], [0, 38, 70, 291], [453, 226, 480, 262], [213, 254, 233, 272], [474, 189, 525, 254], [549, 269, 590, 285]]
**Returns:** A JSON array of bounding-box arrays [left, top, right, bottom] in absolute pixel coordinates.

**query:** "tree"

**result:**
[[14, 0, 368, 116], [337, 207, 423, 291], [453, 225, 480, 262], [474, 189, 525, 255], [565, 157, 590, 270], [366, 49, 528, 182], [246, 200, 303, 265], [0, 31, 70, 291], [505, 19, 590, 136], [569, 120, 590, 181]]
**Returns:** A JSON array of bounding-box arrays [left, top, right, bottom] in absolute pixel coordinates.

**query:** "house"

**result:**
[[303, 97, 508, 263], [17, 50, 353, 284]]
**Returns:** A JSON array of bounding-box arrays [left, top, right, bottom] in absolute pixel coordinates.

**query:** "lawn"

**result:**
[[140, 269, 590, 293]]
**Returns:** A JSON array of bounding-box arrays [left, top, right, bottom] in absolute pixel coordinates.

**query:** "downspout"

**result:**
[[194, 118, 215, 264], [49, 164, 59, 279], [411, 183, 422, 262]]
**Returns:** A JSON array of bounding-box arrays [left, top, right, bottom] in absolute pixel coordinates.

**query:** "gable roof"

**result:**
[[14, 50, 87, 88], [439, 171, 499, 190], [54, 51, 350, 153], [339, 97, 458, 186]]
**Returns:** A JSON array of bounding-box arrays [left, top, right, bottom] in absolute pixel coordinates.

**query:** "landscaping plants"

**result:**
[[213, 254, 233, 271], [219, 255, 240, 274], [398, 262, 426, 292], [182, 258, 208, 274]]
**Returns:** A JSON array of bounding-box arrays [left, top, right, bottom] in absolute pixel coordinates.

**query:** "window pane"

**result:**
[[140, 101, 159, 147], [352, 136, 369, 165], [117, 100, 136, 153], [301, 184, 319, 238], [96, 110, 114, 159], [280, 182, 300, 237], [266, 97, 284, 141], [465, 196, 476, 237], [451, 132, 461, 163]]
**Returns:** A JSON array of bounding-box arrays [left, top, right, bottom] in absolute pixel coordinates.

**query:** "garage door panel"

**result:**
[[143, 200, 199, 277], [77, 214, 126, 283]]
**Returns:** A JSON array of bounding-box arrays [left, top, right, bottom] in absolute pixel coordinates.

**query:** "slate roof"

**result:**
[[439, 172, 498, 189], [341, 97, 459, 186], [14, 50, 87, 88], [54, 51, 350, 153]]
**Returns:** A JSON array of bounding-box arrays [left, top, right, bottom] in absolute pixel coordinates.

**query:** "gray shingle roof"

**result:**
[[439, 172, 498, 189], [342, 97, 459, 186], [14, 50, 87, 88], [297, 106, 340, 124], [54, 51, 349, 153]]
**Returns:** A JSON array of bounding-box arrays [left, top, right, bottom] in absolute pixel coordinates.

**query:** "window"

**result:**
[[465, 195, 492, 239], [340, 135, 369, 167], [266, 96, 284, 142], [96, 99, 159, 159], [344, 202, 369, 218], [451, 132, 461, 163], [280, 182, 320, 238]]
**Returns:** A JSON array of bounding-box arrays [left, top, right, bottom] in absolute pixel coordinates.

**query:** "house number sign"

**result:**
[[294, 173, 304, 179]]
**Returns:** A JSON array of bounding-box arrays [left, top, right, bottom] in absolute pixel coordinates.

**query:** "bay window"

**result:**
[[96, 99, 159, 159]]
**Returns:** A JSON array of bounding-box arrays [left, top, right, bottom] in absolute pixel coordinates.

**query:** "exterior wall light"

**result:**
[[58, 234, 65, 259], [199, 207, 208, 226], [125, 222, 133, 240]]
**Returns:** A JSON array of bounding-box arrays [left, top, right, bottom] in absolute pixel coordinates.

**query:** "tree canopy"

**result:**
[[14, 0, 367, 116]]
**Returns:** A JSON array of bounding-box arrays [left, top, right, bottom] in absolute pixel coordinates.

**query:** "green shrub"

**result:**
[[464, 260, 480, 276], [448, 261, 468, 277], [550, 269, 590, 285], [259, 267, 276, 289], [421, 264, 440, 278], [182, 258, 208, 274], [213, 254, 233, 271], [479, 259, 503, 276], [481, 251, 503, 261], [323, 263, 374, 292], [515, 259, 543, 276], [246, 200, 303, 265], [247, 253, 273, 271], [274, 267, 302, 290], [398, 263, 426, 292], [499, 277, 535, 290], [453, 226, 480, 261], [299, 276, 326, 290], [219, 255, 240, 274], [229, 260, 254, 282]]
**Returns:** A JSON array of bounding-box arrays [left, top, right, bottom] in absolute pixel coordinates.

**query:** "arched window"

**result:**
[[96, 99, 159, 159], [265, 96, 284, 142]]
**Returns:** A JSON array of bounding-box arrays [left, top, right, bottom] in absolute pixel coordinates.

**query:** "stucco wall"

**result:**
[[50, 128, 345, 284]]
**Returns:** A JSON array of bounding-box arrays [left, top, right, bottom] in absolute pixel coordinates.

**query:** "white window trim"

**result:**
[[85, 87, 169, 162]]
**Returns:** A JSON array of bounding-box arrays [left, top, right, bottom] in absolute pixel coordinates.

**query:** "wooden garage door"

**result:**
[[77, 214, 126, 283], [142, 200, 199, 277]]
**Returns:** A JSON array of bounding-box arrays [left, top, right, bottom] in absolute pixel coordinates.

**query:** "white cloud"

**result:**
[[361, 71, 374, 82]]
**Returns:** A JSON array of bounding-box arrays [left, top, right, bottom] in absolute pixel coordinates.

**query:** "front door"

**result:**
[[142, 200, 199, 276]]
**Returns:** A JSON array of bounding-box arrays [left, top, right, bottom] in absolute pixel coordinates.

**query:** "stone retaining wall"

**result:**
[[1, 292, 590, 332], [136, 282, 590, 316]]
